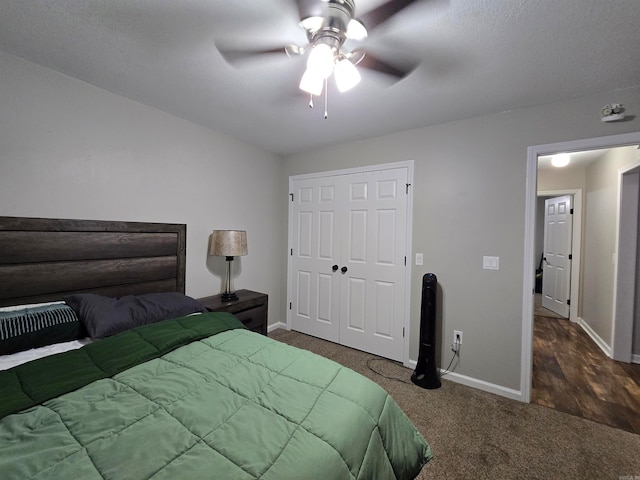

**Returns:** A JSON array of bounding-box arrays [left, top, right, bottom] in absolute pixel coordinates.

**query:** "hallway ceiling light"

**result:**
[[551, 153, 571, 168]]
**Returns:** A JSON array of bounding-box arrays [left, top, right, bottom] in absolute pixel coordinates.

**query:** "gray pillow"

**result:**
[[64, 292, 206, 339]]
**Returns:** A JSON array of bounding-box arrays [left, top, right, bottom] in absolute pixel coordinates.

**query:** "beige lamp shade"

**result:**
[[210, 230, 248, 257]]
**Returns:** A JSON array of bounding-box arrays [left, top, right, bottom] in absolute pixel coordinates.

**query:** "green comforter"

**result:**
[[0, 313, 432, 479]]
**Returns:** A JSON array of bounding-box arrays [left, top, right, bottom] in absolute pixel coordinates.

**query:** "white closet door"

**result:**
[[338, 167, 408, 361], [289, 175, 343, 342], [289, 165, 409, 362]]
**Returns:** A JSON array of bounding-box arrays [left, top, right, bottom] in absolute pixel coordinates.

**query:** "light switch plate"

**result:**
[[483, 256, 500, 270], [415, 253, 424, 266]]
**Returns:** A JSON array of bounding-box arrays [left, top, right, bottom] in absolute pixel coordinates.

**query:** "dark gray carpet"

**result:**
[[270, 328, 640, 480]]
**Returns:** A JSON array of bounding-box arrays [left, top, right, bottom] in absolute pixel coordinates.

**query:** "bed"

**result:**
[[0, 216, 432, 479]]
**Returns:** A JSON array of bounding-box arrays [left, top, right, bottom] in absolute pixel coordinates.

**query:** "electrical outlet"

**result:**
[[453, 330, 463, 346]]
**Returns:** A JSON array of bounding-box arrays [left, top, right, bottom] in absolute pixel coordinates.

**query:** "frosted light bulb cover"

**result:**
[[307, 44, 334, 79], [299, 68, 324, 96], [334, 58, 361, 92], [347, 19, 368, 40]]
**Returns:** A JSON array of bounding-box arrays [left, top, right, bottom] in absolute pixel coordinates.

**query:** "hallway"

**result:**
[[532, 312, 640, 435]]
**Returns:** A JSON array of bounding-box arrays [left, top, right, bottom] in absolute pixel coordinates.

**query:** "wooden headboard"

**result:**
[[0, 217, 186, 307]]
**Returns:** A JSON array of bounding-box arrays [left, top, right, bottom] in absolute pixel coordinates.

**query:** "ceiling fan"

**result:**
[[217, 0, 425, 117]]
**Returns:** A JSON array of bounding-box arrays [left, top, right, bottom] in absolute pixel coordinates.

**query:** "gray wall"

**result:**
[[582, 147, 638, 344], [538, 165, 586, 192], [636, 183, 640, 357], [0, 52, 288, 325], [283, 87, 640, 391], [3, 48, 639, 392]]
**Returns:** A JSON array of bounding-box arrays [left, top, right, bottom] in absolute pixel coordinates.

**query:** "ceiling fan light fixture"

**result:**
[[334, 58, 361, 92], [299, 68, 324, 96], [346, 19, 368, 40], [551, 153, 571, 168]]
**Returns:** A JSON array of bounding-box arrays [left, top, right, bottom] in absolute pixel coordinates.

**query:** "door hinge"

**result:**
[[567, 299, 571, 306], [290, 193, 294, 201], [290, 248, 293, 256], [406, 183, 411, 194], [289, 302, 292, 310], [404, 256, 407, 266], [570, 208, 574, 214], [568, 254, 572, 260], [403, 327, 405, 338]]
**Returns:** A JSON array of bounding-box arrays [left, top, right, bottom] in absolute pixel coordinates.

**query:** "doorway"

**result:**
[[535, 189, 583, 323], [526, 136, 640, 431], [521, 131, 640, 403]]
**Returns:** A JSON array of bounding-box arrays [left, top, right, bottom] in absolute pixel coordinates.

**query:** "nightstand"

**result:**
[[197, 289, 268, 336]]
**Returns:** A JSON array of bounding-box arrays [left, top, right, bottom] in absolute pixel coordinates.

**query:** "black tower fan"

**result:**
[[411, 273, 441, 389]]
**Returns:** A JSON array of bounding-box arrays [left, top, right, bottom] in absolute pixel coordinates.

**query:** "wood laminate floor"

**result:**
[[532, 314, 640, 435]]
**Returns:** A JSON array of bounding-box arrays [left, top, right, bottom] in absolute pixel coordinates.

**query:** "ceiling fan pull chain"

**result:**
[[324, 78, 329, 119]]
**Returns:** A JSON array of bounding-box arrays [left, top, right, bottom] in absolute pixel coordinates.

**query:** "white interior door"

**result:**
[[289, 164, 409, 362], [542, 195, 572, 317]]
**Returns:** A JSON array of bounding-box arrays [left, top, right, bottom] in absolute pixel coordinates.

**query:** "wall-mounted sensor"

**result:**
[[601, 103, 625, 122]]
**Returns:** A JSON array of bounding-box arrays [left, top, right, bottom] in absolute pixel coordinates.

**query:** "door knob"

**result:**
[[332, 264, 339, 272], [341, 266, 348, 274]]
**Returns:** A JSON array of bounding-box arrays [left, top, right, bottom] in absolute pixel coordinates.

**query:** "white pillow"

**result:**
[[0, 301, 65, 312]]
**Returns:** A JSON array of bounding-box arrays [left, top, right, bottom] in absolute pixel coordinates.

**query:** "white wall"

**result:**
[[283, 86, 640, 392], [0, 52, 287, 325]]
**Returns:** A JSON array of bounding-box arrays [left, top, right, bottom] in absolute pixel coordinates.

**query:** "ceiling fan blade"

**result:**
[[358, 52, 416, 79], [358, 0, 420, 30], [292, 0, 323, 20], [217, 45, 293, 64]]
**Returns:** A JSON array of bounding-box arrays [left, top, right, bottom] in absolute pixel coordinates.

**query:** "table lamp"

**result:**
[[209, 230, 248, 301]]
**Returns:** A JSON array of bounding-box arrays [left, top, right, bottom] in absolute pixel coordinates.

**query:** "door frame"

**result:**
[[287, 160, 415, 367], [521, 131, 640, 402], [537, 190, 582, 322], [613, 160, 640, 362]]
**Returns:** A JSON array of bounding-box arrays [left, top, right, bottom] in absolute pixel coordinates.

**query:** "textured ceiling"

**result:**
[[1, 0, 639, 156]]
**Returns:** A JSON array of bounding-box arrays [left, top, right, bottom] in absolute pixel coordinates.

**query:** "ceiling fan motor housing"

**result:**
[[305, 0, 357, 49]]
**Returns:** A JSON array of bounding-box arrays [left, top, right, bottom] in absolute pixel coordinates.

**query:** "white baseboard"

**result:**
[[440, 371, 523, 401], [633, 354, 640, 364], [267, 322, 287, 333], [576, 317, 613, 358], [406, 359, 523, 401], [274, 328, 524, 402]]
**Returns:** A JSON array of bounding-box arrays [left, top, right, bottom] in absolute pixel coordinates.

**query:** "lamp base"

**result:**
[[221, 291, 239, 302], [220, 256, 238, 302]]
